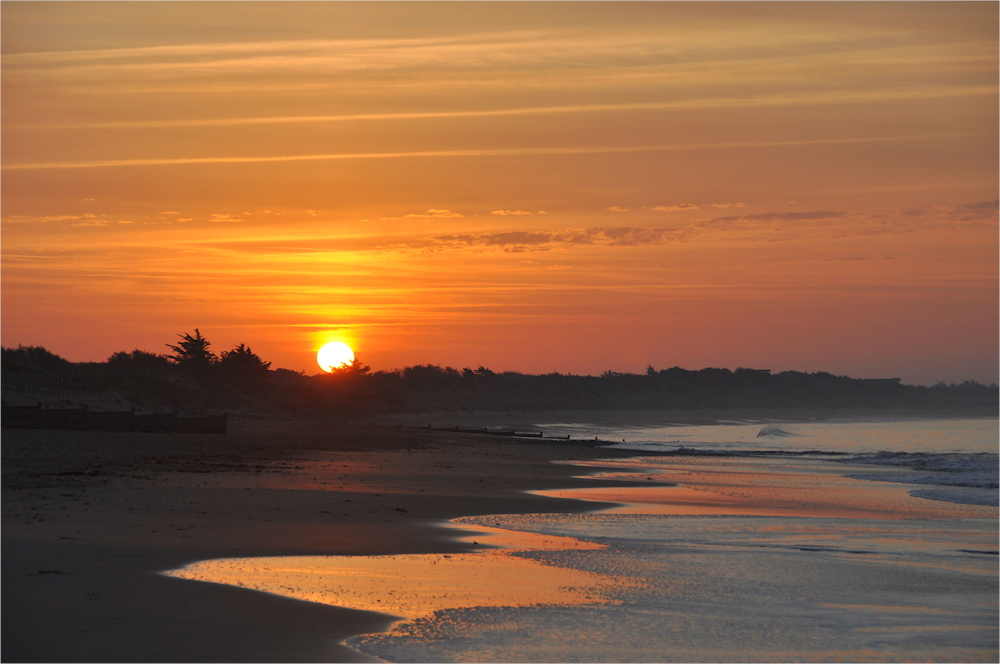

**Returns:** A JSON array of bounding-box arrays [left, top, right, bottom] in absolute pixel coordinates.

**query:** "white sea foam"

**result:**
[[841, 451, 999, 486], [837, 452, 999, 506]]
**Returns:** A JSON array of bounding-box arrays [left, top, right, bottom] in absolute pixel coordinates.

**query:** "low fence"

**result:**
[[2, 404, 226, 434], [1, 372, 112, 398]]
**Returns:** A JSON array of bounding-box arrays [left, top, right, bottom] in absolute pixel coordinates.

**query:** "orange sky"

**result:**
[[2, 2, 997, 384]]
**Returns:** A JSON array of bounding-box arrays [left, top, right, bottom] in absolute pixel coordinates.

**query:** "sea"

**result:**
[[536, 416, 999, 454], [167, 417, 999, 663]]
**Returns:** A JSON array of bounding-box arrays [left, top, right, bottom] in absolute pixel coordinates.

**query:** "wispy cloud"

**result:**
[[409, 202, 999, 251], [707, 210, 848, 224], [209, 213, 246, 223], [891, 200, 999, 224], [5, 133, 977, 172], [380, 209, 464, 221], [949, 200, 999, 221], [650, 204, 699, 212], [4, 33, 552, 69], [491, 209, 535, 216], [381, 227, 689, 253], [8, 21, 994, 92], [15, 86, 996, 130], [1, 213, 98, 224]]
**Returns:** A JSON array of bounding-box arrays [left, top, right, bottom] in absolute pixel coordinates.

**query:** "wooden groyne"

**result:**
[[2, 404, 227, 434]]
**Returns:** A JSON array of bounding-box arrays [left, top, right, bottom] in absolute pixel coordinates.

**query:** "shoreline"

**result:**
[[1, 418, 648, 663]]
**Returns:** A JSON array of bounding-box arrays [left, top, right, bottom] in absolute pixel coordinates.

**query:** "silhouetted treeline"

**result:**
[[2, 339, 997, 416], [1, 338, 276, 413], [336, 364, 998, 413]]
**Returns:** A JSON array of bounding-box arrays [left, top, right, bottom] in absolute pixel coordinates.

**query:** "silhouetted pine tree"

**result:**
[[166, 329, 217, 380]]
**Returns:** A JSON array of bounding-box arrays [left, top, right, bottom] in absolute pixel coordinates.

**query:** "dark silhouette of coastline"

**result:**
[[2, 336, 996, 418]]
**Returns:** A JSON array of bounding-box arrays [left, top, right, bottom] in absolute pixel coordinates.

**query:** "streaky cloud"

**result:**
[[2, 132, 982, 171], [650, 204, 699, 212], [707, 211, 848, 224], [17, 87, 997, 130]]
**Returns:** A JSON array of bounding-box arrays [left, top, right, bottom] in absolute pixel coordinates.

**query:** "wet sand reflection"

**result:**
[[164, 523, 619, 622], [537, 457, 998, 520]]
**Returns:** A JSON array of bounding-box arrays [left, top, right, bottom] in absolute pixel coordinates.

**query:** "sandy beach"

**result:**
[[1, 418, 645, 663]]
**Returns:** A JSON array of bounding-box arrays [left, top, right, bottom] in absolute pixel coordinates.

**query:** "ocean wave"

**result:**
[[839, 452, 999, 488], [756, 424, 800, 438], [834, 451, 999, 506]]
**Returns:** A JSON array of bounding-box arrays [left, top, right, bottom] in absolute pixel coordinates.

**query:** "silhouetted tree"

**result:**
[[327, 356, 370, 378], [166, 329, 216, 379], [219, 343, 271, 386]]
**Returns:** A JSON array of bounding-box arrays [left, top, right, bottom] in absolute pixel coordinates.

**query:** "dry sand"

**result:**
[[2, 418, 642, 663]]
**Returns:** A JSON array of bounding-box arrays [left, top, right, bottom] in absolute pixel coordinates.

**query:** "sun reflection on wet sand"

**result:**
[[442, 520, 604, 552], [163, 522, 619, 622]]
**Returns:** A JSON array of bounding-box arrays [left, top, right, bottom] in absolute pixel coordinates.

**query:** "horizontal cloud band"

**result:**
[[17, 86, 996, 130], [2, 133, 978, 171]]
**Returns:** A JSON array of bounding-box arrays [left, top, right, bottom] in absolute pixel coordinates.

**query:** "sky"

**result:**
[[2, 2, 997, 384]]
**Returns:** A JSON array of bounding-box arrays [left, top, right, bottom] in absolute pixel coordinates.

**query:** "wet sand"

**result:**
[[536, 456, 999, 519], [1, 418, 641, 663]]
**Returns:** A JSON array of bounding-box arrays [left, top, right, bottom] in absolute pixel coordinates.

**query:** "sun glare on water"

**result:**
[[317, 341, 355, 372]]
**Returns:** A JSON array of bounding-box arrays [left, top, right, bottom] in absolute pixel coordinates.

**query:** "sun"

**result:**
[[317, 341, 355, 372]]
